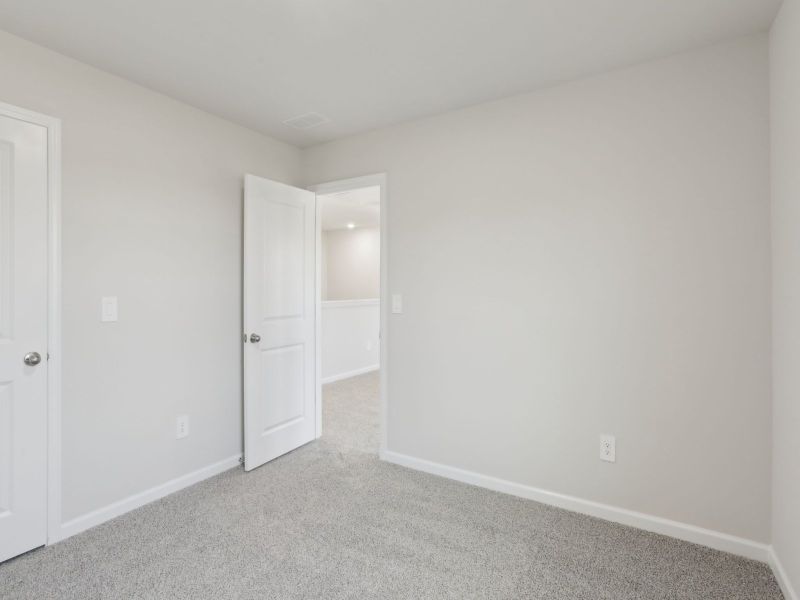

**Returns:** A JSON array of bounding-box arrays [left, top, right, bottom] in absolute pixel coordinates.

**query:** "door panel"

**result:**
[[0, 141, 11, 339], [261, 200, 305, 319], [0, 114, 49, 563], [243, 175, 316, 471], [260, 344, 304, 431], [0, 383, 12, 514]]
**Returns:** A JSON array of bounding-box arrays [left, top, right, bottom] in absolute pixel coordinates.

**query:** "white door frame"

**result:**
[[0, 101, 62, 545], [308, 174, 388, 455]]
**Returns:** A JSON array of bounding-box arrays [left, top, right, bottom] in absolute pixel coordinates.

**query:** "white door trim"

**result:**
[[308, 174, 388, 455], [0, 101, 62, 545]]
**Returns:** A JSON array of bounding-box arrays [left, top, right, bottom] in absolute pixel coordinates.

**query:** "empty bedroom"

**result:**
[[0, 1, 798, 598]]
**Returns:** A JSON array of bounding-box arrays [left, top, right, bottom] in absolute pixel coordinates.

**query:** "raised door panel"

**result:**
[[243, 175, 316, 471]]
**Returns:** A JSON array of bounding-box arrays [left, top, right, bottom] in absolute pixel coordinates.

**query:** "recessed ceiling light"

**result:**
[[347, 222, 355, 229]]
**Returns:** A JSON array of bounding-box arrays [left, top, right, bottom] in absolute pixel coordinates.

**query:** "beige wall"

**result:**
[[0, 30, 302, 522], [322, 226, 380, 300], [770, 0, 800, 593], [303, 35, 772, 542]]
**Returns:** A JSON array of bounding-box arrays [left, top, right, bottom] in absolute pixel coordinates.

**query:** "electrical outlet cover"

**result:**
[[600, 434, 616, 463], [176, 415, 190, 439]]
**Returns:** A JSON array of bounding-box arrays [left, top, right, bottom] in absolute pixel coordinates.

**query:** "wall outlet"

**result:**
[[600, 434, 616, 462], [176, 415, 189, 439], [365, 340, 372, 351]]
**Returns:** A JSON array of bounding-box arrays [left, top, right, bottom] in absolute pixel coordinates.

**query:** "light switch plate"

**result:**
[[101, 296, 118, 322], [392, 294, 403, 314]]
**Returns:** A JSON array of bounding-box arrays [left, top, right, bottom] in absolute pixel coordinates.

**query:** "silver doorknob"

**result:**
[[24, 352, 42, 366], [249, 333, 261, 343]]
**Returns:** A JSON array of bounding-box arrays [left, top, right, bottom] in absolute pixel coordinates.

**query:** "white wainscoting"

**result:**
[[322, 299, 379, 383]]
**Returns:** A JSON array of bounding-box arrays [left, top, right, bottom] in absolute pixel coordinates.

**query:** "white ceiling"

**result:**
[[0, 0, 781, 147], [320, 186, 380, 231]]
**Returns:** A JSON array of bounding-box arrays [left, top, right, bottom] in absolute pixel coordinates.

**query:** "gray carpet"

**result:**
[[0, 371, 783, 599]]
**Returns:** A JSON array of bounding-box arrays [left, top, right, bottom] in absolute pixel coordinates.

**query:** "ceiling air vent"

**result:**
[[283, 112, 330, 130]]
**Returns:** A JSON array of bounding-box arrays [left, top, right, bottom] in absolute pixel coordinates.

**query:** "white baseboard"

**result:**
[[322, 364, 379, 384], [769, 547, 798, 600], [380, 449, 770, 563], [47, 445, 795, 596], [56, 454, 241, 542]]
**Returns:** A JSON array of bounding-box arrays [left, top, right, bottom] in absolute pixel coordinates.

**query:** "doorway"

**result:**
[[242, 174, 387, 470], [311, 175, 387, 456]]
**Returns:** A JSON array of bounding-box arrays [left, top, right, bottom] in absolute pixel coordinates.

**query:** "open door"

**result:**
[[243, 175, 316, 471]]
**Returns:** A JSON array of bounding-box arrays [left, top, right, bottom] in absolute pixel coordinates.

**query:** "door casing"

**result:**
[[308, 174, 388, 455], [0, 101, 62, 546]]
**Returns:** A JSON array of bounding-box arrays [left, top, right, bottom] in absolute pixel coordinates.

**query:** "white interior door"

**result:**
[[243, 175, 316, 471], [0, 113, 49, 562]]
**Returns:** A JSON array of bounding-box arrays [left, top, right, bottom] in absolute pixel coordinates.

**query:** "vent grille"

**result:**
[[283, 112, 330, 130]]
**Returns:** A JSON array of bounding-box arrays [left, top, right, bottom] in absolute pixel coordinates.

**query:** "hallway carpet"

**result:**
[[0, 371, 783, 599]]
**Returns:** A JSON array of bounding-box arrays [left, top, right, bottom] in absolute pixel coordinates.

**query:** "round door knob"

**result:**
[[24, 352, 42, 366], [249, 333, 261, 343]]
